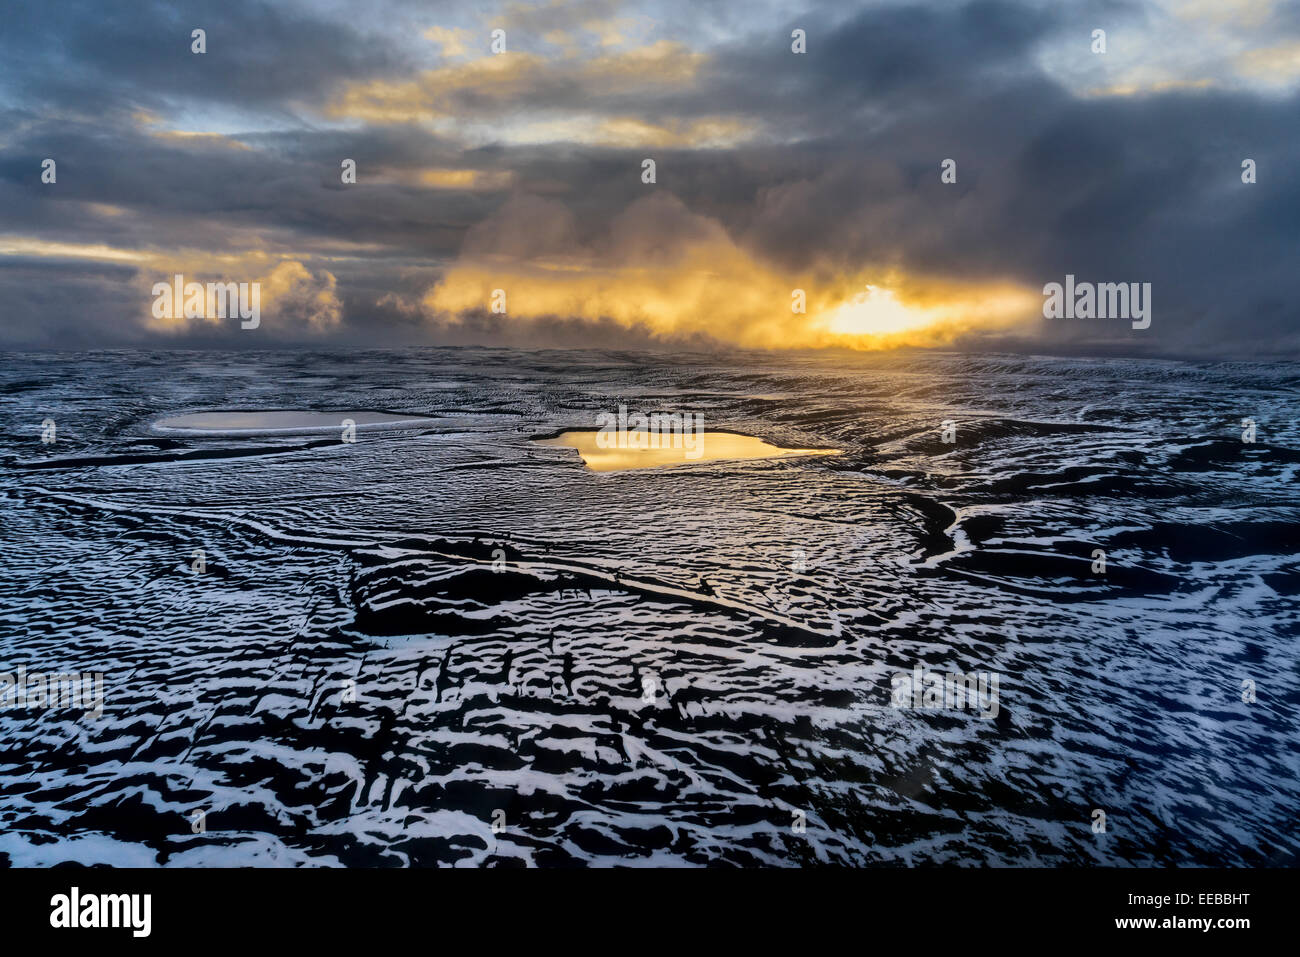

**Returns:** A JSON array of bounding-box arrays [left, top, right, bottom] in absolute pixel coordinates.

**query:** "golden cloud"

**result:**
[[0, 236, 146, 262], [326, 41, 709, 127], [420, 193, 1040, 350], [424, 25, 472, 58], [1236, 40, 1300, 83], [418, 168, 516, 190], [499, 115, 753, 148], [139, 251, 341, 334]]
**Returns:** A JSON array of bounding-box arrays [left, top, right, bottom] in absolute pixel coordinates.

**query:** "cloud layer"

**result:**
[[1, 0, 1297, 355]]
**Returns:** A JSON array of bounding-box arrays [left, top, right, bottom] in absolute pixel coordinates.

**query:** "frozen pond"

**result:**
[[153, 410, 439, 434]]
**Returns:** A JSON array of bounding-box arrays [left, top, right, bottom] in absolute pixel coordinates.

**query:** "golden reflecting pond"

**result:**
[[536, 430, 842, 472]]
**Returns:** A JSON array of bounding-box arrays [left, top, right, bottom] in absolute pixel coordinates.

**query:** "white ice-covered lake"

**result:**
[[153, 410, 439, 434]]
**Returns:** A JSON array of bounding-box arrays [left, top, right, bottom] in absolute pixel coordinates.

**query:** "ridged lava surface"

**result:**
[[1, 349, 1296, 866]]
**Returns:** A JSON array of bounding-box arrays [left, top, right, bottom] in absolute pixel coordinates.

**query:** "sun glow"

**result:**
[[423, 260, 1041, 351], [415, 193, 1041, 351], [825, 285, 937, 336]]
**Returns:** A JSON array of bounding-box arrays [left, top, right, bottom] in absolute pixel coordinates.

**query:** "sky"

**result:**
[[0, 0, 1297, 355]]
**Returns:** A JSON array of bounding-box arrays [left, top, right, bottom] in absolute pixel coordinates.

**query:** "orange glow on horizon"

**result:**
[[422, 254, 1041, 351]]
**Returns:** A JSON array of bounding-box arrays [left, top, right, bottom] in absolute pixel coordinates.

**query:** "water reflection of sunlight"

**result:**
[[536, 430, 841, 472]]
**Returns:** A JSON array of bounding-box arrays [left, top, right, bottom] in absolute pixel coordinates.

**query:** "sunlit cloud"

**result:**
[[496, 115, 753, 147], [148, 130, 254, 150], [326, 40, 712, 136], [0, 237, 147, 262], [134, 110, 253, 149], [84, 203, 130, 218], [144, 254, 341, 334], [1040, 0, 1300, 97], [424, 25, 472, 59], [417, 168, 516, 190], [0, 237, 344, 334], [1236, 40, 1300, 85], [2, 0, 1295, 354], [419, 193, 1040, 350]]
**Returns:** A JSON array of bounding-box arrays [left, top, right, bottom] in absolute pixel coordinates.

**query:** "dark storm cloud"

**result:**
[[0, 113, 501, 256], [0, 0, 421, 117], [486, 0, 625, 33], [0, 0, 1296, 355], [547, 0, 1300, 355]]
